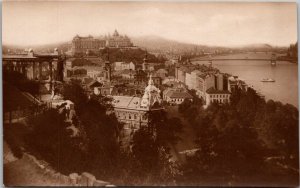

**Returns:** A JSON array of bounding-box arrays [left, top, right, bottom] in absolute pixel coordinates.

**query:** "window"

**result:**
[[143, 114, 147, 120]]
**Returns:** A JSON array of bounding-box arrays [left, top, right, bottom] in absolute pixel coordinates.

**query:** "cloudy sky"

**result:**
[[2, 1, 297, 47]]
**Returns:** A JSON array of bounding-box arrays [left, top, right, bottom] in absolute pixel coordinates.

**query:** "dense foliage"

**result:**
[[3, 70, 40, 97], [24, 81, 182, 185], [178, 88, 299, 186], [99, 47, 166, 64]]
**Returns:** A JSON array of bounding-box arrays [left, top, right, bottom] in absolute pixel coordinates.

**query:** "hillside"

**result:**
[[2, 42, 71, 54], [3, 35, 286, 55], [131, 35, 214, 53]]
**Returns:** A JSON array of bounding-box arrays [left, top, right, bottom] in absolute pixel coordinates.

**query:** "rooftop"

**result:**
[[164, 88, 193, 99], [206, 87, 231, 94], [112, 96, 145, 110]]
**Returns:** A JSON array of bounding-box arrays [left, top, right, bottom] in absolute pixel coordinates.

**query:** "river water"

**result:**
[[194, 52, 299, 108]]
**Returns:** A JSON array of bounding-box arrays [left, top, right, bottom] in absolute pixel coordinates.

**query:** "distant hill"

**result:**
[[242, 43, 273, 49], [3, 35, 287, 55], [131, 35, 216, 54], [2, 42, 71, 54], [232, 43, 288, 52]]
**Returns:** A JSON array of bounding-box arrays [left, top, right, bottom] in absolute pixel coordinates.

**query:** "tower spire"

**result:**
[[105, 48, 111, 82], [142, 51, 148, 71], [148, 74, 154, 86]]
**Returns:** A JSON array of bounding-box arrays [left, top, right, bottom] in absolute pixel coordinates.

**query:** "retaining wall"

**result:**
[[22, 152, 112, 186]]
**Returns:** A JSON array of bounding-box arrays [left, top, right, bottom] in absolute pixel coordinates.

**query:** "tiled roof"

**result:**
[[120, 69, 134, 75], [170, 91, 193, 99], [88, 80, 102, 88], [156, 69, 168, 74], [164, 88, 193, 99], [112, 96, 145, 110]]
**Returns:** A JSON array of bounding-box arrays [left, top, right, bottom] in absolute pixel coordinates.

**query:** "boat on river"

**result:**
[[261, 78, 275, 82]]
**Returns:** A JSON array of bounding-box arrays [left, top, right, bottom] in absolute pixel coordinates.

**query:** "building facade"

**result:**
[[205, 87, 231, 106], [114, 61, 135, 71], [71, 35, 106, 56], [106, 30, 133, 48], [175, 64, 231, 105], [112, 76, 163, 141], [71, 30, 134, 55], [163, 88, 193, 105]]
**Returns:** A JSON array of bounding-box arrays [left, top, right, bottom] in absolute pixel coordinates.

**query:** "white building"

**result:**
[[205, 87, 231, 106], [163, 88, 193, 105], [114, 61, 135, 71]]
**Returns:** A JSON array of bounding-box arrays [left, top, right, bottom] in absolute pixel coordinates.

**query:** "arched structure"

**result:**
[[3, 49, 66, 91]]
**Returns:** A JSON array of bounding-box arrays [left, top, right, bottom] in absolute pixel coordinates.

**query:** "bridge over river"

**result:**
[[192, 58, 275, 61], [191, 54, 277, 65]]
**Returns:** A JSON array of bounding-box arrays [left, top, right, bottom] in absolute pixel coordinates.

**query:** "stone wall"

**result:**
[[22, 153, 112, 186]]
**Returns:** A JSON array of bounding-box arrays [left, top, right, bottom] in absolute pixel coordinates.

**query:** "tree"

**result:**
[[25, 109, 85, 174], [61, 80, 88, 114], [180, 106, 265, 186], [179, 88, 299, 186], [178, 98, 192, 115], [256, 102, 299, 169], [127, 128, 179, 185], [148, 110, 183, 146]]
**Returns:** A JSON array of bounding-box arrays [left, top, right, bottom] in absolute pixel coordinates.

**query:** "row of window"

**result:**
[[73, 41, 106, 49], [211, 99, 229, 103], [169, 98, 184, 102], [116, 111, 147, 121], [210, 94, 229, 98]]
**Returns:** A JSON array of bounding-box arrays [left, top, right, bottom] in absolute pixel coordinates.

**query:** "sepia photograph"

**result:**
[[2, 1, 299, 187]]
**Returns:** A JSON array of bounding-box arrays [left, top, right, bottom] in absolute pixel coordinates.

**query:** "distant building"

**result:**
[[227, 76, 248, 92], [114, 61, 135, 71], [175, 64, 231, 105], [71, 35, 106, 56], [71, 30, 134, 56], [155, 68, 168, 79], [94, 83, 114, 96], [119, 69, 135, 80], [205, 87, 231, 106], [64, 67, 87, 78], [163, 88, 193, 105], [106, 30, 133, 48]]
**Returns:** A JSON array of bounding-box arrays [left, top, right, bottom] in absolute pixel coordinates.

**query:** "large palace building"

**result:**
[[106, 30, 133, 48], [71, 35, 106, 56], [71, 30, 134, 55]]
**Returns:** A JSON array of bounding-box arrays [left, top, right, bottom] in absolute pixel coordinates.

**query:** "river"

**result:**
[[194, 52, 299, 108]]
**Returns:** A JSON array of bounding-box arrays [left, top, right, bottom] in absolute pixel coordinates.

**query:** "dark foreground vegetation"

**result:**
[[4, 79, 299, 186], [3, 70, 39, 97], [178, 88, 299, 186], [11, 80, 181, 185]]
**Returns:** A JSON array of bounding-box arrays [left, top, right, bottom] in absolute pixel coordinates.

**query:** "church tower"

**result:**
[[140, 75, 162, 109], [142, 51, 149, 71], [105, 48, 111, 82]]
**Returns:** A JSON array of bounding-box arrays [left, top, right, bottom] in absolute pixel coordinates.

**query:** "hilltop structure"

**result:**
[[71, 30, 134, 56]]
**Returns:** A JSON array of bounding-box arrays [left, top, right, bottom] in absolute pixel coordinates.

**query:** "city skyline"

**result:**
[[3, 2, 297, 47]]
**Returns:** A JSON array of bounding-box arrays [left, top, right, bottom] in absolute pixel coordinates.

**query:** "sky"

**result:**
[[2, 1, 298, 47]]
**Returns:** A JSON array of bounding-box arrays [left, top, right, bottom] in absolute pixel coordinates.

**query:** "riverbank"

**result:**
[[193, 52, 298, 108]]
